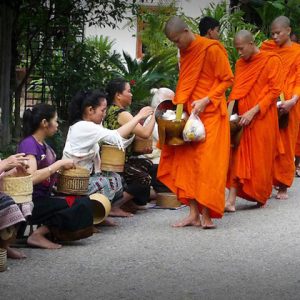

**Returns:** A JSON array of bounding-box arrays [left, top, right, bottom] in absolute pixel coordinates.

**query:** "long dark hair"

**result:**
[[68, 89, 107, 125], [106, 78, 127, 105], [23, 103, 56, 137]]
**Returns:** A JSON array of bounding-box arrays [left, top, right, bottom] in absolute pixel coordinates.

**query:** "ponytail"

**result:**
[[68, 89, 107, 125], [22, 103, 56, 137], [105, 78, 127, 106]]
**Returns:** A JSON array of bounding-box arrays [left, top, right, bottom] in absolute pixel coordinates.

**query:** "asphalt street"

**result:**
[[1, 179, 300, 300]]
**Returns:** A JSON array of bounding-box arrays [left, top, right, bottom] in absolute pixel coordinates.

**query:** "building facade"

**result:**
[[85, 0, 222, 58]]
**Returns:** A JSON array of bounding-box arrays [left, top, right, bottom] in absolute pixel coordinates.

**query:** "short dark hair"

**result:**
[[198, 16, 220, 36]]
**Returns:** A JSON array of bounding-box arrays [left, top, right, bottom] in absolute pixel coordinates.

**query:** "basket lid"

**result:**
[[59, 166, 90, 177]]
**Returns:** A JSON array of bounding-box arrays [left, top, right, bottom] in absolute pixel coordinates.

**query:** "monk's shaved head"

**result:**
[[164, 16, 195, 50], [234, 30, 254, 43], [234, 30, 258, 61], [164, 16, 189, 36], [271, 16, 290, 28], [271, 16, 291, 46]]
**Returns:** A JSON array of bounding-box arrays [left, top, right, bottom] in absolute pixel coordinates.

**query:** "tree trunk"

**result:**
[[0, 3, 14, 147]]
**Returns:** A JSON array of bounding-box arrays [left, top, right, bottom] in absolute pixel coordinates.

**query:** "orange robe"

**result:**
[[227, 52, 283, 204], [296, 129, 300, 157], [157, 35, 233, 218], [261, 40, 300, 187]]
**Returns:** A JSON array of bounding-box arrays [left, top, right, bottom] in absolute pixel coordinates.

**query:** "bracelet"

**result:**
[[48, 166, 52, 175]]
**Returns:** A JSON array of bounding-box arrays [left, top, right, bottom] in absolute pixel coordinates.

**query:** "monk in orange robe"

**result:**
[[295, 132, 300, 176], [291, 33, 300, 176], [261, 16, 300, 199], [158, 17, 233, 228], [225, 30, 283, 212]]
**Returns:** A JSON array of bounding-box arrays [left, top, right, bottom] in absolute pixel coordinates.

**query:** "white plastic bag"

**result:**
[[183, 112, 206, 142]]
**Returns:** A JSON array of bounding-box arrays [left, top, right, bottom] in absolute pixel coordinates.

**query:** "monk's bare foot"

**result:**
[[27, 233, 62, 249], [172, 215, 201, 228], [109, 207, 134, 218], [202, 212, 216, 229], [7, 247, 27, 259], [99, 217, 118, 227], [202, 219, 216, 229], [276, 188, 289, 200], [225, 202, 236, 213], [256, 202, 266, 208]]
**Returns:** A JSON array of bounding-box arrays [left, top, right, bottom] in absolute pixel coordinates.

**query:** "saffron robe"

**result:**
[[157, 35, 233, 218], [228, 52, 283, 204], [261, 40, 300, 187], [295, 130, 300, 157]]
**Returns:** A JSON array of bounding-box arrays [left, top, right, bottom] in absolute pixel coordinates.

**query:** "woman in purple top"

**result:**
[[18, 103, 93, 249]]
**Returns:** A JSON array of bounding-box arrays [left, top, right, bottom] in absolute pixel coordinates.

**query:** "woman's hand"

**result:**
[[0, 153, 29, 172], [137, 106, 154, 120], [191, 97, 210, 114], [60, 159, 75, 170]]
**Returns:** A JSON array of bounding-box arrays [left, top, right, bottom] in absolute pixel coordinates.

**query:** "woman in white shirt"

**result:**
[[63, 90, 153, 218]]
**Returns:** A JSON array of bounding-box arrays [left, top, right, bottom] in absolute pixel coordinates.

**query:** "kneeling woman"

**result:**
[[63, 90, 153, 218], [18, 104, 94, 249], [105, 78, 155, 209]]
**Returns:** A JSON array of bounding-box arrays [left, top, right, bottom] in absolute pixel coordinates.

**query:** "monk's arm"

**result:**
[[207, 46, 234, 107], [174, 55, 203, 105], [257, 56, 283, 117]]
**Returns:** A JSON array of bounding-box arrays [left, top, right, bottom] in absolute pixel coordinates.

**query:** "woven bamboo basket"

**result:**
[[89, 193, 111, 225], [132, 136, 153, 153], [57, 166, 90, 195], [101, 144, 125, 172], [0, 248, 7, 272], [156, 192, 182, 208], [1, 173, 33, 204]]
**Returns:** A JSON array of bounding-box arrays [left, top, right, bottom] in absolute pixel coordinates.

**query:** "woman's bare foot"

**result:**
[[27, 231, 62, 249], [225, 202, 236, 213], [99, 217, 118, 226], [109, 207, 134, 218], [172, 215, 201, 228], [93, 226, 101, 233], [202, 207, 216, 229], [7, 247, 27, 259], [276, 188, 289, 200]]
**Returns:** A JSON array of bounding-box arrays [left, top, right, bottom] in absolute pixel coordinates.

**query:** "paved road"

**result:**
[[1, 179, 300, 300]]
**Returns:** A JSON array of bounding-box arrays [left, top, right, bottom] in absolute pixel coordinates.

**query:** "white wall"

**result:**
[[85, 0, 222, 58]]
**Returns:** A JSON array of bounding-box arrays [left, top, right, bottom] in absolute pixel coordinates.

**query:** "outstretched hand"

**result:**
[[0, 153, 29, 172], [138, 106, 154, 120]]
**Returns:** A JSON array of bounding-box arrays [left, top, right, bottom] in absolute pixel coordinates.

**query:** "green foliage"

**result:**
[[39, 36, 122, 119], [185, 1, 266, 69], [242, 0, 300, 35], [112, 51, 178, 113], [136, 2, 178, 57]]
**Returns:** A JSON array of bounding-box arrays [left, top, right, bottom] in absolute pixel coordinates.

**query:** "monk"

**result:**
[[292, 33, 300, 177], [158, 16, 233, 228], [225, 30, 283, 212], [261, 16, 300, 199]]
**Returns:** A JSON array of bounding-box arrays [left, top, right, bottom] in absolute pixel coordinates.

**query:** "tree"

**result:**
[[0, 0, 137, 146]]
